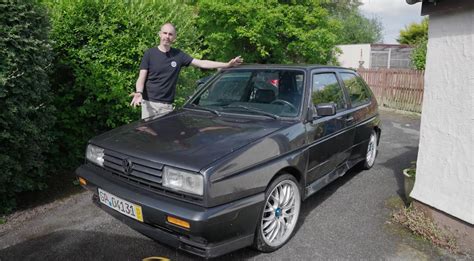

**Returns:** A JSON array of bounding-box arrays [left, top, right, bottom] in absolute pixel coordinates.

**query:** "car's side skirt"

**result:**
[[303, 157, 363, 200]]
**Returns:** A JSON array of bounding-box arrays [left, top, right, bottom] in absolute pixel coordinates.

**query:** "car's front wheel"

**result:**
[[253, 174, 301, 252]]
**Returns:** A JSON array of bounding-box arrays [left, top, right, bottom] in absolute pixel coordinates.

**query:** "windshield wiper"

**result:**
[[186, 104, 221, 116], [223, 104, 280, 119]]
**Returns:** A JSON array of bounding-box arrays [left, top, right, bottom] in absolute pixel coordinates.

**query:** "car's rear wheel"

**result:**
[[253, 174, 301, 252], [362, 130, 378, 169]]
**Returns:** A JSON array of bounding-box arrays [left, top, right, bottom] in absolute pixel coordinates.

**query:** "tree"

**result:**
[[0, 1, 55, 214], [319, 0, 362, 12], [321, 0, 383, 44], [336, 13, 383, 44], [196, 0, 340, 64], [398, 17, 428, 70]]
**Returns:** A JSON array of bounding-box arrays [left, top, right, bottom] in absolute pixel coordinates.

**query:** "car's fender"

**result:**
[[202, 123, 309, 207]]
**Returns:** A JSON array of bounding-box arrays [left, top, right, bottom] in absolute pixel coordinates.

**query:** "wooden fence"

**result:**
[[357, 69, 425, 113]]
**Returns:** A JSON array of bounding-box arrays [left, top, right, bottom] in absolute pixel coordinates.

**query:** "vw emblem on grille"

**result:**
[[122, 158, 133, 174]]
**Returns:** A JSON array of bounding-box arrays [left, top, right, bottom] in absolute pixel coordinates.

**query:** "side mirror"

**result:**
[[316, 103, 336, 117]]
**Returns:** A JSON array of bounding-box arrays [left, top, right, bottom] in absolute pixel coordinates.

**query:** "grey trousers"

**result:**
[[141, 100, 173, 119]]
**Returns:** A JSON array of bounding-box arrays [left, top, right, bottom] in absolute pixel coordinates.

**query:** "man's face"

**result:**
[[159, 25, 176, 47]]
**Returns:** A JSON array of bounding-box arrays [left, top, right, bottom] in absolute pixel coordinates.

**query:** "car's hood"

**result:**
[[91, 109, 293, 172]]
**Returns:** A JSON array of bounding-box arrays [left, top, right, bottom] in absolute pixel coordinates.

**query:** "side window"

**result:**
[[312, 73, 346, 111], [340, 73, 371, 107]]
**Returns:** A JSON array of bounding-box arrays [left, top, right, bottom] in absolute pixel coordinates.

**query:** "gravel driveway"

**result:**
[[0, 109, 458, 260]]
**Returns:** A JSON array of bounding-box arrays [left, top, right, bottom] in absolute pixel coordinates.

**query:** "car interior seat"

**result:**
[[254, 89, 276, 103], [278, 73, 301, 108]]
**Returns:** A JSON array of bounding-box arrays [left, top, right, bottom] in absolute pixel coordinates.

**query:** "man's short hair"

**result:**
[[160, 22, 176, 33]]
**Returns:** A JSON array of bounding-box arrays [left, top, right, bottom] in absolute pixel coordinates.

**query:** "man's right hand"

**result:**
[[130, 92, 143, 107]]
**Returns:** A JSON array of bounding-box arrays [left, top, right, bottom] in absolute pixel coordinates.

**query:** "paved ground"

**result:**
[[0, 109, 460, 260]]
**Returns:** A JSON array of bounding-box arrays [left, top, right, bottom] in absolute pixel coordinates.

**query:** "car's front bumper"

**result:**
[[76, 164, 265, 258]]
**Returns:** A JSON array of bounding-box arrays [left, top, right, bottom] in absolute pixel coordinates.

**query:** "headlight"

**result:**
[[163, 167, 203, 196], [86, 144, 104, 166]]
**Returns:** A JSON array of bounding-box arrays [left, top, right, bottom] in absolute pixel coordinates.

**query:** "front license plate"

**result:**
[[98, 188, 143, 222]]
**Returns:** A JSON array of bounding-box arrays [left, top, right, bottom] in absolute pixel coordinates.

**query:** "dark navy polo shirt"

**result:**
[[140, 47, 193, 103]]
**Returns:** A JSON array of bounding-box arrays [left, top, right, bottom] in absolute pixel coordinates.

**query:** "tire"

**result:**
[[253, 174, 301, 252], [362, 130, 378, 169]]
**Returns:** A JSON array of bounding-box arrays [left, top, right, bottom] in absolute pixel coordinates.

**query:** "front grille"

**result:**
[[101, 149, 202, 203], [104, 150, 163, 184]]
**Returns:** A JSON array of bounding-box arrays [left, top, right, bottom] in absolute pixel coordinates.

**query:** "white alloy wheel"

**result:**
[[255, 174, 301, 251], [364, 131, 378, 169]]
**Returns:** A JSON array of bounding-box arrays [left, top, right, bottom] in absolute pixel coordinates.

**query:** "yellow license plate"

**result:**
[[98, 188, 143, 222]]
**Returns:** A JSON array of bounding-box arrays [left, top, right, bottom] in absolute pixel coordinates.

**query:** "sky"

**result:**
[[360, 0, 425, 44]]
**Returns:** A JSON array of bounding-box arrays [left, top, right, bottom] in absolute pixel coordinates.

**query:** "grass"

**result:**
[[391, 204, 459, 254], [385, 195, 405, 209]]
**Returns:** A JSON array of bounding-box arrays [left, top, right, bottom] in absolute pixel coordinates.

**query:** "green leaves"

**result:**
[[398, 18, 428, 45], [398, 17, 428, 70], [0, 2, 55, 214], [411, 38, 427, 70], [196, 0, 339, 64]]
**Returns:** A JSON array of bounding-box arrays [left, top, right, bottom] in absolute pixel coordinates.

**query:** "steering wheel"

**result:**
[[271, 99, 297, 111]]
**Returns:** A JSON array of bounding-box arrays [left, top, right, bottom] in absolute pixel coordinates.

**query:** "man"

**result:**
[[130, 23, 243, 119]]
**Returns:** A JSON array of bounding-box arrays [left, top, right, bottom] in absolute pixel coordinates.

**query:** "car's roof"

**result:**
[[221, 64, 355, 71]]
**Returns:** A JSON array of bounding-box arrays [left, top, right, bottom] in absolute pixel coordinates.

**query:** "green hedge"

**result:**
[[0, 1, 55, 214], [47, 0, 204, 170]]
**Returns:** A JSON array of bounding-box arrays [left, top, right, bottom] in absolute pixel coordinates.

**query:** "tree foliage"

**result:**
[[411, 38, 427, 70], [46, 0, 203, 169], [321, 0, 383, 44], [196, 0, 340, 64], [0, 1, 55, 214], [398, 17, 428, 45], [336, 13, 383, 44], [398, 17, 428, 70]]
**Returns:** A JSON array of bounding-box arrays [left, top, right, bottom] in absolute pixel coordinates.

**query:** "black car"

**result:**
[[76, 65, 381, 258]]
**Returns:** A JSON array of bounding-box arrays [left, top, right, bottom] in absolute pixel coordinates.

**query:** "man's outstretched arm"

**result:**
[[191, 56, 243, 69]]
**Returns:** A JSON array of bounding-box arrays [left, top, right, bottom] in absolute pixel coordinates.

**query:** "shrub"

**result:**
[[398, 18, 428, 70], [0, 1, 55, 214], [46, 0, 203, 169], [411, 38, 427, 70]]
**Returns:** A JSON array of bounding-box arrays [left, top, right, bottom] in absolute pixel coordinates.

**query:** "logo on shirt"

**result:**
[[171, 61, 177, 68]]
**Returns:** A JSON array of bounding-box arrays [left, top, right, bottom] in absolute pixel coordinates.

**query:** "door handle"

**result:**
[[345, 116, 354, 123]]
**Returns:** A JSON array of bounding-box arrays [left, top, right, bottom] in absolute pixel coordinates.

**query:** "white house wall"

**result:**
[[336, 44, 371, 69], [410, 9, 474, 224]]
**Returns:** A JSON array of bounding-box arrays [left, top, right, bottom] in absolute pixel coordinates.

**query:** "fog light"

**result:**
[[78, 177, 87, 186], [167, 216, 190, 229]]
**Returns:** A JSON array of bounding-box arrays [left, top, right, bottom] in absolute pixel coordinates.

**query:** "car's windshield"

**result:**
[[188, 69, 304, 118]]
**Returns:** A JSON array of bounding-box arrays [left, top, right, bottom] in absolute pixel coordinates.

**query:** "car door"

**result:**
[[305, 71, 355, 185], [338, 71, 377, 162]]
